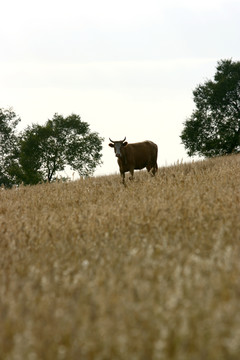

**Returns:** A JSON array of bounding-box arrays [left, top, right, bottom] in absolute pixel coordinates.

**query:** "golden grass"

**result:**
[[1, 154, 240, 360]]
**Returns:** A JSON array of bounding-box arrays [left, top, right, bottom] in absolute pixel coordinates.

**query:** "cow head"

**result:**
[[109, 137, 128, 157]]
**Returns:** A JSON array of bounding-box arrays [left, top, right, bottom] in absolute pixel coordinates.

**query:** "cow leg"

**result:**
[[121, 171, 126, 185], [129, 168, 134, 180], [147, 164, 157, 177], [146, 164, 151, 173], [151, 165, 157, 176], [152, 162, 158, 176], [147, 164, 155, 176]]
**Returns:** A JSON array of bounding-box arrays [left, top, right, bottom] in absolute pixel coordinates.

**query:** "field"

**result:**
[[1, 154, 240, 360]]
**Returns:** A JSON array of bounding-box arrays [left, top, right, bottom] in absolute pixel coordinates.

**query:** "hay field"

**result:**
[[1, 154, 240, 360]]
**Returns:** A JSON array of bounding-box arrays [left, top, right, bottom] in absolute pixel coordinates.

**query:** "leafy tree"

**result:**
[[0, 108, 21, 187], [18, 113, 104, 184], [181, 59, 240, 157]]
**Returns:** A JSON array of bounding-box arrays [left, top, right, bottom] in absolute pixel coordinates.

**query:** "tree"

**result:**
[[181, 59, 240, 157], [18, 113, 104, 184], [0, 108, 21, 187]]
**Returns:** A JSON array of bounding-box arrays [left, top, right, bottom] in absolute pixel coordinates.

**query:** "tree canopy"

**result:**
[[181, 59, 240, 157], [0, 108, 20, 187], [0, 111, 104, 186]]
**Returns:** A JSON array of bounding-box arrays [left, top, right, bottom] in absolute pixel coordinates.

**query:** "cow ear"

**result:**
[[123, 142, 128, 147], [109, 143, 114, 147]]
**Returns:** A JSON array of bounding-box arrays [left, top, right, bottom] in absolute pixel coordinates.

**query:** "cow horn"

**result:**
[[109, 137, 126, 143]]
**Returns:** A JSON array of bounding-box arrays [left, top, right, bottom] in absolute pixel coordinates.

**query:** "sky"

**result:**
[[1, 0, 240, 176]]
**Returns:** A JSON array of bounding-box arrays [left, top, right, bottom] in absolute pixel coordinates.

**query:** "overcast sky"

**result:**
[[1, 0, 240, 176]]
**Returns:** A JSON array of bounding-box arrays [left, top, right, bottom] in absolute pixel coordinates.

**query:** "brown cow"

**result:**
[[109, 137, 158, 184]]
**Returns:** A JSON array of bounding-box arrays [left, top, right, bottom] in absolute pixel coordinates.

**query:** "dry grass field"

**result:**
[[1, 154, 240, 360]]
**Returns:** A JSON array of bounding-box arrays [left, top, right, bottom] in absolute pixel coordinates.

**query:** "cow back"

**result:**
[[121, 141, 157, 170]]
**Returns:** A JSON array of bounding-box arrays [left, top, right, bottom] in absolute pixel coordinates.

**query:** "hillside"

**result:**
[[1, 154, 240, 360]]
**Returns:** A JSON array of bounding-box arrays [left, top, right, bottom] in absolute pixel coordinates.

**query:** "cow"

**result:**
[[109, 137, 158, 184]]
